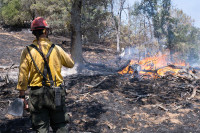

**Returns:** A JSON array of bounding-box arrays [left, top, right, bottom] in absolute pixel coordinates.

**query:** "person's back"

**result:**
[[17, 37, 74, 90], [17, 17, 74, 133]]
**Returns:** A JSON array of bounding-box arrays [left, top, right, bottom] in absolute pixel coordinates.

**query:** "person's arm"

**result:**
[[56, 46, 74, 68], [17, 48, 30, 109], [17, 48, 30, 91]]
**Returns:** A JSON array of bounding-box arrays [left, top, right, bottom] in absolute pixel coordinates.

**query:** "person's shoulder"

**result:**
[[53, 44, 60, 48], [54, 44, 64, 51], [22, 44, 37, 53], [24, 44, 35, 51], [19, 45, 31, 56], [26, 44, 37, 48]]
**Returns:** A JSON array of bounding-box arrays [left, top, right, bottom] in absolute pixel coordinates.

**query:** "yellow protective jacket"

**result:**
[[17, 38, 74, 91]]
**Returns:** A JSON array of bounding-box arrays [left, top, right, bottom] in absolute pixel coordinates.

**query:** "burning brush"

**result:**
[[117, 51, 199, 80]]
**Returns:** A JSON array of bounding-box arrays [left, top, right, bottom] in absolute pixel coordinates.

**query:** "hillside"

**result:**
[[1, 29, 200, 133]]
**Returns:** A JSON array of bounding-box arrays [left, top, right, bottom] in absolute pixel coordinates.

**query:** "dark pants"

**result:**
[[29, 86, 69, 133]]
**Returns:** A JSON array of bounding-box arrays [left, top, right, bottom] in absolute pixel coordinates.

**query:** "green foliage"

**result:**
[[1, 0, 22, 26], [0, 0, 34, 26], [138, 0, 171, 40], [81, 0, 110, 42], [0, 0, 71, 34], [127, 0, 200, 61], [0, 0, 110, 38], [29, 0, 71, 35], [171, 9, 200, 60]]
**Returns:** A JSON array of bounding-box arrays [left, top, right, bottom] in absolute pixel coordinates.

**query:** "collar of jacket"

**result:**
[[33, 38, 51, 46]]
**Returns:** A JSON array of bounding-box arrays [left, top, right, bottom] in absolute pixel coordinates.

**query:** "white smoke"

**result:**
[[61, 65, 78, 77]]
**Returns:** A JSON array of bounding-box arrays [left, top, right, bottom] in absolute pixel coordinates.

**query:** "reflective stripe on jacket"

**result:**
[[17, 38, 74, 91]]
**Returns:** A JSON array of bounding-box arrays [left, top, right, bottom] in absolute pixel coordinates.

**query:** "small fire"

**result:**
[[118, 51, 188, 79]]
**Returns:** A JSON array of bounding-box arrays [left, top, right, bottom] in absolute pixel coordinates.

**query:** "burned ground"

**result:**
[[1, 29, 200, 133], [65, 74, 200, 133]]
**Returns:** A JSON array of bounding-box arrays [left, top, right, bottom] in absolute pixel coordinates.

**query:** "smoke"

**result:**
[[119, 44, 200, 69], [119, 46, 159, 61], [61, 65, 78, 77]]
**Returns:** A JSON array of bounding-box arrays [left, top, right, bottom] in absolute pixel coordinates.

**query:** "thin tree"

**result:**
[[110, 0, 126, 52]]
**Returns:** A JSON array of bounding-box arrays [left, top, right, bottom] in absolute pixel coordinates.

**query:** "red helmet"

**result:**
[[31, 17, 49, 31]]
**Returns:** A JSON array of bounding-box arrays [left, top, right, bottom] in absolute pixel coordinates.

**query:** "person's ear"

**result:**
[[43, 29, 46, 34], [44, 29, 49, 38]]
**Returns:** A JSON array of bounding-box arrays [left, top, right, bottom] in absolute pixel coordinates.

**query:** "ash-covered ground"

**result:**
[[1, 28, 200, 133]]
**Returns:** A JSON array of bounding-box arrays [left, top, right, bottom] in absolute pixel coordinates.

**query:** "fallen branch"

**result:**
[[116, 60, 131, 72], [133, 94, 150, 102], [187, 86, 199, 100], [151, 104, 169, 111], [84, 76, 108, 88], [176, 75, 196, 83], [156, 104, 169, 111], [174, 105, 183, 110], [0, 65, 19, 71]]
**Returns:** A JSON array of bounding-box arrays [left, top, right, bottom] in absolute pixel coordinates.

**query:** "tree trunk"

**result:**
[[116, 0, 125, 52], [70, 0, 83, 71], [127, 5, 132, 46], [116, 21, 120, 52], [110, 0, 125, 52]]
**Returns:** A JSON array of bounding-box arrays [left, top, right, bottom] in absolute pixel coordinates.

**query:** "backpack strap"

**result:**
[[43, 44, 55, 86], [27, 44, 55, 86], [29, 44, 55, 59], [46, 44, 55, 59], [26, 46, 48, 81]]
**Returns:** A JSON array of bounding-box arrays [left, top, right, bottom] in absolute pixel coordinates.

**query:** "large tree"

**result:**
[[81, 0, 110, 43], [138, 0, 174, 54], [171, 9, 200, 62], [136, 0, 200, 62], [70, 0, 83, 71]]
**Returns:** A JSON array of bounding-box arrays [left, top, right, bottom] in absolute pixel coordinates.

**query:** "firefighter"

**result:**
[[17, 17, 74, 133]]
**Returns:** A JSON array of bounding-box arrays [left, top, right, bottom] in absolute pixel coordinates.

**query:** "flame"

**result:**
[[118, 60, 137, 75], [118, 51, 187, 79]]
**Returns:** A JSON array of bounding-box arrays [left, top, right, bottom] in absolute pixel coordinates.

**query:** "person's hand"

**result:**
[[23, 98, 28, 110], [19, 91, 28, 110], [19, 97, 28, 110]]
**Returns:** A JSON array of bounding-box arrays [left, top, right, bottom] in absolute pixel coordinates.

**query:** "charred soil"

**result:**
[[0, 29, 200, 133]]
